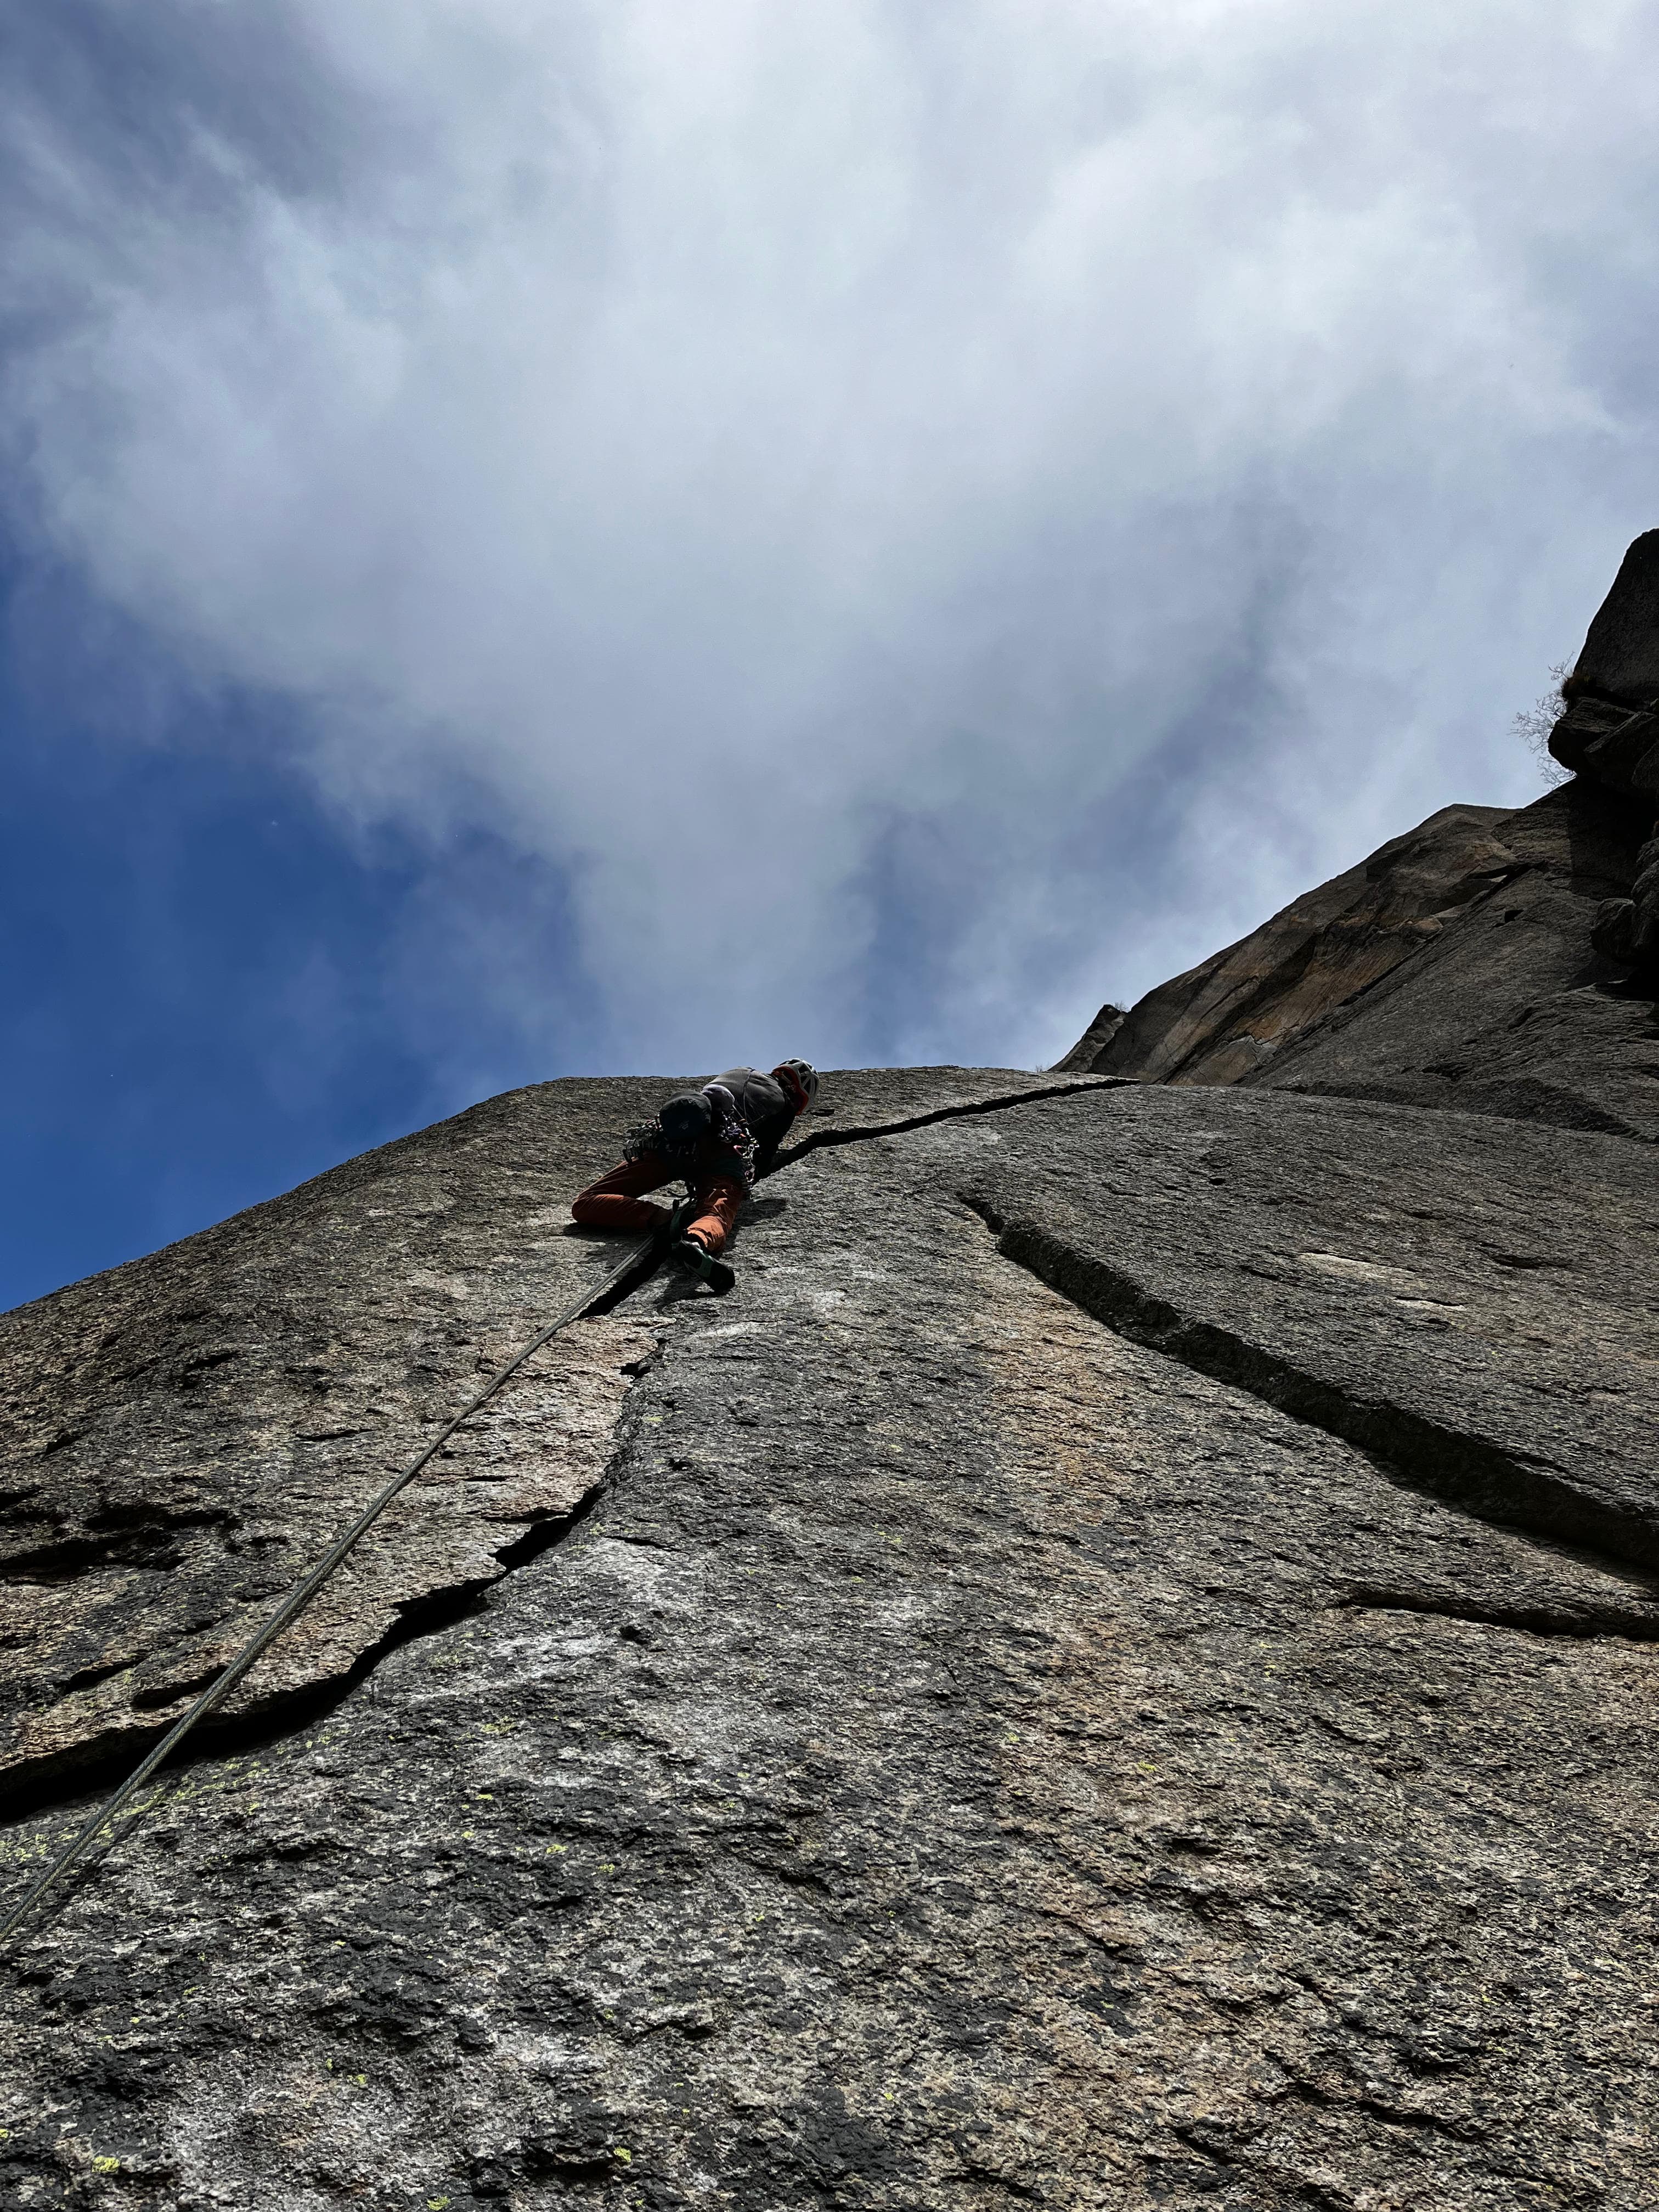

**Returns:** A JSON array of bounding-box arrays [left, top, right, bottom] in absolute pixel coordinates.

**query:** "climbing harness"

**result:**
[[0, 1213, 690, 1950], [700, 1084, 759, 1187], [625, 1086, 758, 1189]]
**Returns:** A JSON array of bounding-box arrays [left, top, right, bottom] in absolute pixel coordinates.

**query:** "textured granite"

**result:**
[[1063, 782, 1659, 1142], [1075, 804, 1523, 1087], [2, 1070, 1657, 2210], [1250, 785, 1658, 1135], [0, 1075, 665, 1812], [947, 1085, 1659, 1571], [0, 1070, 1087, 1811]]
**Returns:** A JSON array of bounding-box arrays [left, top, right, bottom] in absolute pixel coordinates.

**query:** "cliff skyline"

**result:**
[[7, 2, 1659, 1308], [3, 534, 1657, 2207]]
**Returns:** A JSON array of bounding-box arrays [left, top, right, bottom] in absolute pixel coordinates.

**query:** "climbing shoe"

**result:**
[[671, 1236, 736, 1296]]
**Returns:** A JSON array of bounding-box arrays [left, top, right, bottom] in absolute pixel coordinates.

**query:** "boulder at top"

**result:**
[[1549, 529, 1659, 801], [1566, 528, 1659, 705]]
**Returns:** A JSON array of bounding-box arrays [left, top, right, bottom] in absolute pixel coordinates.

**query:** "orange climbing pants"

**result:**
[[571, 1154, 747, 1257]]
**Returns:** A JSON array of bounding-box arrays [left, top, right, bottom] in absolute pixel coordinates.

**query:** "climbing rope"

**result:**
[[3, 1082, 1116, 1948], [0, 1221, 675, 1949]]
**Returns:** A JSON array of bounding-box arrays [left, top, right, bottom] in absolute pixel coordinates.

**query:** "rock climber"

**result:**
[[571, 1062, 821, 1294]]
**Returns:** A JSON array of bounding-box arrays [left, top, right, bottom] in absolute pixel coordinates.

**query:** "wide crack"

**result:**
[[764, 1075, 1127, 1172], [966, 1194, 1659, 1595], [1332, 1590, 1659, 1641], [0, 1481, 618, 1826]]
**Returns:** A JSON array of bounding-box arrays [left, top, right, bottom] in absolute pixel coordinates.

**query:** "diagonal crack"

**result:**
[[763, 1076, 1127, 1175], [0, 1482, 616, 1826], [965, 1194, 1659, 1588], [1332, 1589, 1659, 1641], [0, 1077, 1125, 1846]]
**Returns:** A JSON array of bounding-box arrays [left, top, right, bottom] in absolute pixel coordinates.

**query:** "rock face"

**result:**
[[0, 1079, 663, 1813], [1243, 784, 1658, 1136], [0, 1071, 1074, 1814], [959, 1087, 1659, 1573], [1548, 528, 1659, 806], [4, 545, 1659, 2212], [1066, 779, 1657, 1137], [1064, 536, 1659, 1118], [1064, 802, 1528, 1087]]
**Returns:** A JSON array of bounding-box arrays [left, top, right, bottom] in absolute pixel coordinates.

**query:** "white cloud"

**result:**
[[6, 0, 1659, 1075]]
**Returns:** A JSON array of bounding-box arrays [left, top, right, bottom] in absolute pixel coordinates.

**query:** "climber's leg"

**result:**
[[667, 1173, 746, 1295], [684, 1175, 747, 1259], [571, 1154, 677, 1235]]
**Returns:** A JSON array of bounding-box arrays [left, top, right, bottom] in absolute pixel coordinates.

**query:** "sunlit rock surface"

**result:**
[[1066, 802, 1522, 1084], [1066, 537, 1659, 1131], [1066, 783, 1658, 1139], [4, 1063, 1657, 2210]]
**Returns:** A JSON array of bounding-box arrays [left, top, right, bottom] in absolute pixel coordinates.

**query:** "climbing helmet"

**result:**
[[774, 1058, 820, 1111]]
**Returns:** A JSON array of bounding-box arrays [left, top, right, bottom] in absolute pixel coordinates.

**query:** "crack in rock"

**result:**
[[0, 1477, 620, 1830], [1, 1079, 1120, 1831], [765, 1075, 1127, 1174], [1331, 1589, 1659, 1642], [0, 1314, 656, 1812], [963, 1182, 1659, 1578]]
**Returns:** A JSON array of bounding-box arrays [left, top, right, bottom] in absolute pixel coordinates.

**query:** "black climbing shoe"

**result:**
[[671, 1236, 735, 1295]]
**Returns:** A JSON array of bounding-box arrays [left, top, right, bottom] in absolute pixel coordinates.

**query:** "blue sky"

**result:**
[[1, 549, 602, 1306], [5, 0, 1659, 1310]]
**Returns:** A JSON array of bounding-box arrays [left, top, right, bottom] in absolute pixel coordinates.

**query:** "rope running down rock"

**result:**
[[0, 1224, 668, 1949], [2, 1079, 1122, 1948]]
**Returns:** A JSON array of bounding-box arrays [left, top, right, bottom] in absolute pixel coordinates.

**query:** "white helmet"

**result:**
[[774, 1059, 820, 1110]]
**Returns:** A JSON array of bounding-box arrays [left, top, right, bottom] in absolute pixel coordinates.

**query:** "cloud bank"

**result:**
[[7, 0, 1659, 1076]]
